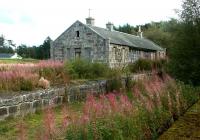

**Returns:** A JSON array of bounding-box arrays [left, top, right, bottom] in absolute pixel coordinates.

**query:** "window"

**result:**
[[75, 48, 81, 58], [76, 31, 80, 37], [67, 48, 70, 59]]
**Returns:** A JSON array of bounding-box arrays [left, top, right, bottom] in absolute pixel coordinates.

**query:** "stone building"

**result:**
[[50, 17, 165, 67]]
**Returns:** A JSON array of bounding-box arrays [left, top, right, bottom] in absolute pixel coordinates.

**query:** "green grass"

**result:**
[[0, 102, 83, 140], [159, 100, 200, 139], [0, 58, 39, 64]]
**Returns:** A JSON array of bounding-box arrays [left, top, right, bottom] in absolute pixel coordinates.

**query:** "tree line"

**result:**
[[0, 36, 51, 60], [16, 37, 51, 59], [114, 0, 200, 86]]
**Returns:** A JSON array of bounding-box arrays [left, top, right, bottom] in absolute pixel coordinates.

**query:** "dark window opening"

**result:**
[[75, 48, 81, 58], [76, 31, 80, 37]]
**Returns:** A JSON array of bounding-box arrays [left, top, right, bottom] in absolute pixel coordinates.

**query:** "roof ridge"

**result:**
[[88, 25, 140, 39], [84, 24, 106, 39]]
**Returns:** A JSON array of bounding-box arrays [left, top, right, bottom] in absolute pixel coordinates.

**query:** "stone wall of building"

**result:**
[[109, 43, 157, 68], [0, 73, 149, 121], [51, 21, 109, 63], [109, 44, 129, 68]]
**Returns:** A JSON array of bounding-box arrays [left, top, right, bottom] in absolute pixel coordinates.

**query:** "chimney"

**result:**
[[138, 26, 143, 38], [106, 22, 114, 31], [86, 17, 95, 26]]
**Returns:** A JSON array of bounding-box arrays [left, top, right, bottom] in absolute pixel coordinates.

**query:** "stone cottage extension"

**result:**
[[50, 17, 165, 67]]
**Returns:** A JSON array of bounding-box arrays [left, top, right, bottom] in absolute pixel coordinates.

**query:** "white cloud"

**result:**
[[0, 0, 182, 46]]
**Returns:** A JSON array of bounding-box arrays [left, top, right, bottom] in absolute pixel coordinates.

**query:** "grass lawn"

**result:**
[[0, 58, 39, 64], [0, 102, 83, 140]]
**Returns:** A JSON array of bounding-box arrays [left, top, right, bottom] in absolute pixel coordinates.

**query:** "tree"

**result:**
[[0, 35, 5, 47], [168, 0, 200, 85], [181, 0, 200, 24], [114, 24, 136, 34], [143, 25, 172, 50], [16, 37, 51, 59], [0, 35, 14, 53], [36, 37, 51, 59]]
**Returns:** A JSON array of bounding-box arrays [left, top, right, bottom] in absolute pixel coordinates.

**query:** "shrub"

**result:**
[[152, 59, 167, 70], [128, 59, 167, 74], [20, 79, 34, 91], [128, 59, 152, 73], [90, 62, 109, 78], [64, 59, 110, 79], [105, 69, 123, 92]]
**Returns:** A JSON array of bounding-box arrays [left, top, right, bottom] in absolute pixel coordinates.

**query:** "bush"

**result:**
[[20, 79, 34, 91], [152, 59, 167, 70], [64, 59, 110, 79], [128, 59, 152, 73], [105, 69, 123, 92], [128, 59, 167, 73]]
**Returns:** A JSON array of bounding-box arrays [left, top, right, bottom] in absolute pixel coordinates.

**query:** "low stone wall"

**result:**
[[0, 87, 65, 120], [0, 73, 149, 121]]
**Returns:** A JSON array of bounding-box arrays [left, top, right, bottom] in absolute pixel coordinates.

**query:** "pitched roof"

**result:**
[[87, 25, 163, 51], [0, 53, 14, 58]]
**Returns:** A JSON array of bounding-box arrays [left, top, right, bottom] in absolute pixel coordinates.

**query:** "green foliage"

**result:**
[[114, 23, 136, 35], [0, 59, 38, 64], [168, 0, 200, 86], [128, 59, 167, 74], [64, 59, 109, 79], [20, 79, 34, 91], [0, 35, 14, 53], [178, 81, 200, 106], [128, 59, 152, 73], [105, 69, 123, 92], [0, 46, 14, 54], [16, 37, 51, 59], [144, 27, 172, 50]]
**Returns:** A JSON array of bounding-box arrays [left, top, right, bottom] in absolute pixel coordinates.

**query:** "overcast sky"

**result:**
[[0, 0, 182, 46]]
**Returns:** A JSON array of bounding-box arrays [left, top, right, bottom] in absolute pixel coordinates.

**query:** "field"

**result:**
[[0, 59, 39, 64], [0, 59, 67, 93], [0, 59, 199, 139], [0, 71, 199, 139]]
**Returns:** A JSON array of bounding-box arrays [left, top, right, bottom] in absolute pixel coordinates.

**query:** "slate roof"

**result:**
[[0, 53, 14, 58], [87, 25, 163, 51]]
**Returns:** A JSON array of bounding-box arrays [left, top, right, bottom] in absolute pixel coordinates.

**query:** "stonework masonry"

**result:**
[[51, 21, 109, 63], [51, 19, 166, 68], [0, 73, 148, 121]]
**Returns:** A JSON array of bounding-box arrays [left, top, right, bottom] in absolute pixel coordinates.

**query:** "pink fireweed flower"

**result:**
[[106, 93, 118, 112], [80, 114, 90, 125], [132, 86, 141, 99], [144, 98, 154, 113], [43, 107, 56, 139], [84, 95, 99, 119], [119, 95, 133, 113], [37, 60, 63, 69], [99, 94, 111, 116], [175, 90, 181, 116]]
